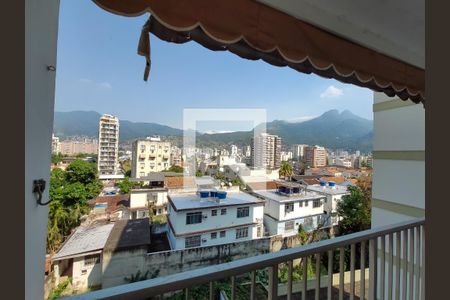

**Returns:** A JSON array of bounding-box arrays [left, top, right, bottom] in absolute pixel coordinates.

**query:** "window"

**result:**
[[220, 230, 226, 238], [211, 232, 217, 239], [186, 212, 202, 224], [285, 221, 295, 231], [236, 227, 249, 239], [285, 203, 294, 214], [140, 163, 145, 169], [211, 209, 217, 216], [185, 235, 201, 248], [221, 208, 227, 215], [84, 254, 100, 267], [305, 201, 309, 207], [139, 172, 145, 177], [299, 201, 303, 207], [313, 200, 321, 208], [237, 207, 250, 218], [257, 225, 262, 238]]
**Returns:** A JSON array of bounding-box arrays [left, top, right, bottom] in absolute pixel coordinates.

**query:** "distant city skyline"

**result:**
[[55, 1, 373, 131]]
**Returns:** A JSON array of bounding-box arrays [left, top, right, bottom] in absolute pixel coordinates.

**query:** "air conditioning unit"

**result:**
[[202, 239, 207, 243], [202, 215, 208, 219]]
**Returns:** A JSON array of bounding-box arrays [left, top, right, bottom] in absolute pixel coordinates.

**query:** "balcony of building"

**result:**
[[26, 0, 424, 299]]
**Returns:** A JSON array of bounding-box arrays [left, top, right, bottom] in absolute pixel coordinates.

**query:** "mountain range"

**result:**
[[53, 109, 373, 152]]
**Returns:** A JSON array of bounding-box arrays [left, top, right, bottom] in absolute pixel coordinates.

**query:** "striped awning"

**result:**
[[93, 0, 425, 104]]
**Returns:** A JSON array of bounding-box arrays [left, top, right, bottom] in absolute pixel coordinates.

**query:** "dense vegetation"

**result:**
[[47, 160, 102, 253]]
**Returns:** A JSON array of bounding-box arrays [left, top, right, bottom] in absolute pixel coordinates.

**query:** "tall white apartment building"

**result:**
[[251, 133, 282, 170], [253, 182, 328, 237], [292, 144, 308, 160], [51, 134, 60, 154], [131, 136, 171, 178], [167, 189, 265, 250], [230, 145, 238, 157], [98, 114, 119, 175]]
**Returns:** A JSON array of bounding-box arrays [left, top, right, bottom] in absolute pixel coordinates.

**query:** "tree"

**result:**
[[279, 162, 294, 179], [164, 165, 184, 173], [66, 159, 98, 185], [195, 170, 203, 177], [51, 153, 64, 164], [117, 177, 133, 194], [336, 185, 371, 235], [47, 160, 102, 253]]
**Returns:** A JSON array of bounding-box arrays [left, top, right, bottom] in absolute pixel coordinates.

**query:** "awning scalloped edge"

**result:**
[[93, 0, 425, 104]]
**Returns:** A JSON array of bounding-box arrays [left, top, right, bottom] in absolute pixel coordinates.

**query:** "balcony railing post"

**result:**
[[268, 264, 278, 300], [287, 260, 293, 300], [250, 270, 256, 300], [388, 233, 393, 300], [414, 227, 420, 299], [302, 257, 308, 300], [350, 244, 356, 300], [402, 230, 408, 300], [328, 250, 333, 300], [369, 238, 378, 300], [209, 281, 214, 300], [420, 225, 425, 300], [315, 253, 321, 300], [360, 241, 366, 300], [409, 228, 414, 300], [381, 235, 386, 300], [339, 247, 345, 300], [231, 276, 236, 300], [395, 232, 401, 300]]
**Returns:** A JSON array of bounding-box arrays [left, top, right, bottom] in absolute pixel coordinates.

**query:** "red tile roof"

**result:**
[[165, 176, 196, 189], [247, 181, 278, 191], [94, 194, 130, 213]]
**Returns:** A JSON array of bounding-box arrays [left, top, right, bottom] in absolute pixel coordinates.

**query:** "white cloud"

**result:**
[[79, 78, 112, 90], [320, 85, 343, 98]]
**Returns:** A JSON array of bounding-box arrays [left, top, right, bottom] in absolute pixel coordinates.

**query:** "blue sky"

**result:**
[[55, 1, 373, 131]]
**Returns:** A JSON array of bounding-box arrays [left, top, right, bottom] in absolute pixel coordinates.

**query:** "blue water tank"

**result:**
[[328, 181, 336, 187], [199, 191, 210, 198], [217, 191, 227, 199], [320, 180, 326, 187], [210, 191, 217, 198]]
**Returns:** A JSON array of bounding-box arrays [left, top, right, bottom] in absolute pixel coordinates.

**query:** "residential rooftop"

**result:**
[[104, 218, 150, 252], [306, 184, 350, 195], [52, 222, 115, 261], [169, 190, 265, 211], [252, 189, 325, 203]]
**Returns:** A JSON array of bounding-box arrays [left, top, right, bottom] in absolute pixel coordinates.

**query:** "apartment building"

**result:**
[[167, 189, 265, 250], [51, 134, 60, 154], [98, 114, 120, 176], [251, 133, 282, 170], [131, 136, 171, 178], [252, 181, 328, 237], [292, 144, 308, 161], [304, 145, 327, 168], [60, 139, 98, 156]]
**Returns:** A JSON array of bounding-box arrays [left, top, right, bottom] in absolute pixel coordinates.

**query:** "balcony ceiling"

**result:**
[[257, 0, 424, 69]]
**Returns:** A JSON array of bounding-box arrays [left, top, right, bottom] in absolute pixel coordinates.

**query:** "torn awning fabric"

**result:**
[[94, 0, 425, 104]]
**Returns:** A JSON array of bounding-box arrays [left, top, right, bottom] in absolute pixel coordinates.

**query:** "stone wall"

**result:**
[[102, 229, 334, 289]]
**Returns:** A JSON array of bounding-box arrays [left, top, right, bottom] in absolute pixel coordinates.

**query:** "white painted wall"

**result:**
[[167, 201, 264, 249], [264, 196, 326, 221], [130, 190, 168, 209], [168, 224, 262, 249], [372, 92, 425, 226], [71, 255, 103, 290], [25, 1, 60, 299]]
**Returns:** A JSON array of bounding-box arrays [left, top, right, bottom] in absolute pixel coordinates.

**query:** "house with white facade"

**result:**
[[306, 181, 350, 225], [167, 189, 265, 250], [252, 181, 328, 237]]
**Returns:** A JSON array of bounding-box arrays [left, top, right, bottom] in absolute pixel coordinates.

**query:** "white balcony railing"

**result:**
[[63, 218, 424, 300]]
